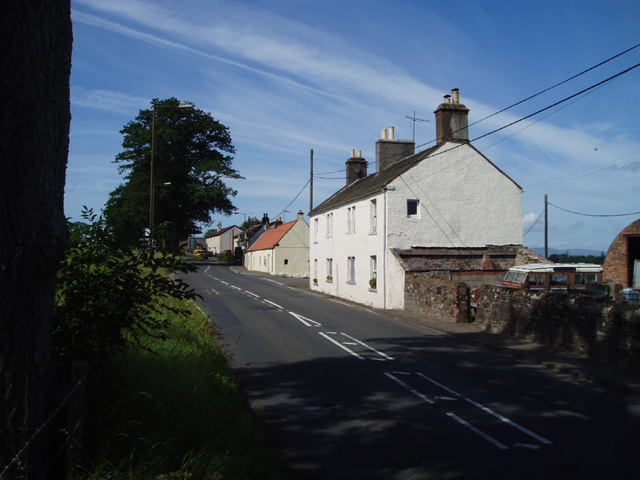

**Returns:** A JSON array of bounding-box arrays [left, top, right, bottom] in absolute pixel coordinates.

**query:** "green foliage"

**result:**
[[104, 98, 243, 247], [548, 253, 605, 265], [78, 298, 285, 480], [53, 208, 198, 369]]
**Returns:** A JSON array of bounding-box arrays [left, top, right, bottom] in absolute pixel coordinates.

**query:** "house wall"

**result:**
[[273, 219, 310, 277], [310, 192, 387, 308], [386, 142, 522, 250], [245, 250, 272, 274], [206, 227, 242, 253]]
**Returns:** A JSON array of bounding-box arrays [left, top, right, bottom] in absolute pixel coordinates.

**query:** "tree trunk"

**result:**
[[0, 1, 72, 478]]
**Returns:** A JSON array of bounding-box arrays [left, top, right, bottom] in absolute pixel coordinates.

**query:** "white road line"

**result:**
[[220, 281, 229, 285], [230, 285, 242, 291], [340, 333, 394, 360], [245, 290, 260, 298], [446, 412, 509, 450], [288, 311, 321, 327], [384, 373, 434, 404], [205, 266, 211, 274], [319, 332, 364, 360], [416, 373, 552, 445], [264, 299, 283, 309]]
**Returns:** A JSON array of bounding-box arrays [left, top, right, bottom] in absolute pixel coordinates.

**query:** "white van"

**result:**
[[502, 263, 603, 292]]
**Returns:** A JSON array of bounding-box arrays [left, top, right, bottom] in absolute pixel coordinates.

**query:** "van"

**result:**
[[502, 263, 603, 292]]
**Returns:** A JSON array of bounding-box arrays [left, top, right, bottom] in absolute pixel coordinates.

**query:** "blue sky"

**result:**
[[68, 0, 640, 253]]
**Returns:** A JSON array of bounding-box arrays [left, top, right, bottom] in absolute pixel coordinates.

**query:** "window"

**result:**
[[347, 206, 356, 233], [370, 256, 377, 289], [284, 259, 289, 265], [347, 256, 355, 284], [326, 213, 333, 237], [314, 218, 318, 243], [326, 258, 333, 281], [370, 199, 377, 234], [407, 200, 419, 218], [313, 259, 318, 284]]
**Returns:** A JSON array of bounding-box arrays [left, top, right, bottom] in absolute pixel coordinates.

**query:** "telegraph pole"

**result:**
[[310, 149, 314, 213], [544, 194, 549, 259]]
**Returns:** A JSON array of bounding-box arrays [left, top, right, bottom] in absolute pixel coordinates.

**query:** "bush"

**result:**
[[53, 208, 198, 369]]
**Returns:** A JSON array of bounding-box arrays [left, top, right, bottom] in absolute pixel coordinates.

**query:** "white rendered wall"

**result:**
[[272, 219, 310, 277], [310, 192, 386, 308], [386, 142, 522, 251]]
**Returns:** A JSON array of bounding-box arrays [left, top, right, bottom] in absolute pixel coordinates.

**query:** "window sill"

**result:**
[[368, 288, 377, 293], [346, 281, 356, 285], [326, 280, 333, 284]]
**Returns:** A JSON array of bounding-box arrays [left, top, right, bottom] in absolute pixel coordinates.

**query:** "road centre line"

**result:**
[[230, 285, 242, 291], [288, 312, 321, 327], [264, 299, 284, 309], [384, 373, 434, 404], [220, 281, 229, 285], [319, 332, 364, 360], [415, 373, 552, 445], [445, 412, 509, 450], [340, 333, 394, 360], [245, 290, 260, 298]]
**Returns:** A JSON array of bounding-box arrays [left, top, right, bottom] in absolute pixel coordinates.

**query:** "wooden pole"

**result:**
[[310, 149, 314, 213], [544, 194, 548, 260]]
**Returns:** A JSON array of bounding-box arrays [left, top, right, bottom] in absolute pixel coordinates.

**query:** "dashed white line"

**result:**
[[264, 299, 283, 309], [230, 285, 242, 291], [319, 332, 364, 360], [384, 373, 434, 404], [340, 333, 394, 360], [245, 290, 260, 298], [445, 412, 509, 450]]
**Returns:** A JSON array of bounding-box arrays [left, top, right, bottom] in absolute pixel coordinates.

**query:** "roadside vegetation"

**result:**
[[53, 210, 286, 480], [548, 252, 606, 265]]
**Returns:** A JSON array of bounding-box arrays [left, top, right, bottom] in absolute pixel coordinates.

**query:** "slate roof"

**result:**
[[246, 219, 298, 253], [205, 225, 238, 238], [309, 141, 521, 217], [309, 144, 439, 217]]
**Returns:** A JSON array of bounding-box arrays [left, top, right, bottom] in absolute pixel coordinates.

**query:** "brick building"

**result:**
[[603, 218, 640, 288]]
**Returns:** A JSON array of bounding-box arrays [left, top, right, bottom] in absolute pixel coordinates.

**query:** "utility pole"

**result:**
[[544, 194, 549, 259], [310, 149, 314, 213]]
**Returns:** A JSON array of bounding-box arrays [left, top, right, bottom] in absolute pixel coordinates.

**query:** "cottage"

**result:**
[[205, 224, 242, 254], [245, 211, 310, 277], [309, 89, 523, 310]]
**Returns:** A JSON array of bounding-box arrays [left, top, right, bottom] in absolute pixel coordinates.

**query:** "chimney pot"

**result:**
[[389, 126, 395, 139], [350, 148, 355, 158], [357, 150, 362, 158], [444, 94, 451, 104], [452, 88, 460, 103], [381, 129, 388, 140]]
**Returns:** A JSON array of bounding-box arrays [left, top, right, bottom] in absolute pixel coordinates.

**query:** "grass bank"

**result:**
[[78, 298, 286, 480]]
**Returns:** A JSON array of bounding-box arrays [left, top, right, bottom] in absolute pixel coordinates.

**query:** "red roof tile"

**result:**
[[246, 220, 297, 252]]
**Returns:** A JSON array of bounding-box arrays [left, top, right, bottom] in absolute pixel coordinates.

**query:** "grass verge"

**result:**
[[77, 298, 286, 480]]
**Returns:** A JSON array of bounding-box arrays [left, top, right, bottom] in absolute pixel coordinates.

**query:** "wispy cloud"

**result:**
[[71, 86, 148, 114]]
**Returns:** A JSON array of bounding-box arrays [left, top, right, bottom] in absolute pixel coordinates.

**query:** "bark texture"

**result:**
[[0, 1, 72, 477]]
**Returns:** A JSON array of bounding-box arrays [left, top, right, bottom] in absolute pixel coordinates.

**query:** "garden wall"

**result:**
[[476, 285, 640, 366], [405, 274, 469, 324]]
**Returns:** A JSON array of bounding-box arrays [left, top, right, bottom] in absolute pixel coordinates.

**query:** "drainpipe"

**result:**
[[383, 188, 388, 309]]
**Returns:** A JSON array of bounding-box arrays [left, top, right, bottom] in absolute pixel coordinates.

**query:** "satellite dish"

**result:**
[[354, 164, 361, 174]]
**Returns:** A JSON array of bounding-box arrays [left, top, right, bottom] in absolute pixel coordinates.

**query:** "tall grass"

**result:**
[[78, 298, 286, 480]]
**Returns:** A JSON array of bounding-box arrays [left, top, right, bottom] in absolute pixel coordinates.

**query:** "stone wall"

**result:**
[[405, 274, 469, 324], [476, 285, 640, 366], [603, 218, 640, 287]]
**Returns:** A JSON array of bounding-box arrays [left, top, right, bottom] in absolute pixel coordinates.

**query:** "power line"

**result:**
[[548, 202, 640, 217], [523, 208, 545, 236], [271, 179, 310, 220]]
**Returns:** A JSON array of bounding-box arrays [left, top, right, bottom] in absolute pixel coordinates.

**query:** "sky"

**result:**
[[67, 0, 640, 253]]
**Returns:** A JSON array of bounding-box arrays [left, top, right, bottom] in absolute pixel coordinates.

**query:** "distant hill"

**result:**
[[529, 247, 606, 257]]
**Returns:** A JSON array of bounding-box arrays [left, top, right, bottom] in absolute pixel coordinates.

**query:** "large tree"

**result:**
[[105, 99, 242, 246], [0, 0, 72, 478]]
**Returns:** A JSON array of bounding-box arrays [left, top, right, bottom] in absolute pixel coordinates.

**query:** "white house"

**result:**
[[309, 89, 523, 309], [205, 224, 242, 254], [245, 211, 310, 277]]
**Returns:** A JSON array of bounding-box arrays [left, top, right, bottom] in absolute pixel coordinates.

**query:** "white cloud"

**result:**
[[71, 86, 148, 114]]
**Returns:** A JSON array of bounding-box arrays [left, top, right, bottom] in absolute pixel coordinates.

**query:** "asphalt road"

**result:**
[[180, 262, 640, 479]]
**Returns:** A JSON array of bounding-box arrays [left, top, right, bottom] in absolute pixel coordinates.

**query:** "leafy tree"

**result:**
[[53, 209, 198, 369], [105, 98, 242, 247]]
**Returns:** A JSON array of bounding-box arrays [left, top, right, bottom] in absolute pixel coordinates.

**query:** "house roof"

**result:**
[[309, 141, 521, 217], [246, 220, 297, 252], [205, 225, 238, 238]]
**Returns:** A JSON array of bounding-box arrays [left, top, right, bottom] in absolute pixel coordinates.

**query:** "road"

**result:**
[[181, 262, 640, 479]]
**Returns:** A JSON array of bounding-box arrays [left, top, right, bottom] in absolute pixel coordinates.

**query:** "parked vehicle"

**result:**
[[193, 249, 207, 259], [502, 263, 603, 292]]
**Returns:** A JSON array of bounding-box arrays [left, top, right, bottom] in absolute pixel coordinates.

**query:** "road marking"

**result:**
[[340, 333, 394, 360], [220, 281, 229, 285], [384, 373, 434, 404], [416, 373, 552, 445], [245, 290, 260, 298], [319, 332, 364, 359], [446, 412, 509, 450], [264, 299, 283, 309], [514, 443, 540, 450], [288, 311, 321, 327], [230, 285, 242, 291]]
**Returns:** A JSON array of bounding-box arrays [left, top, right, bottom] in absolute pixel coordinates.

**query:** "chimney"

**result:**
[[217, 222, 222, 232], [262, 213, 269, 226], [346, 149, 368, 186], [376, 126, 415, 172], [297, 210, 304, 221], [434, 88, 469, 144]]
